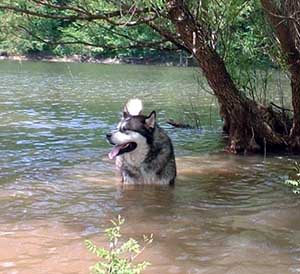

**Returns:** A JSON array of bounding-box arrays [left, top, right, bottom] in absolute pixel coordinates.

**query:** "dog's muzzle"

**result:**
[[106, 131, 137, 159], [106, 132, 114, 144]]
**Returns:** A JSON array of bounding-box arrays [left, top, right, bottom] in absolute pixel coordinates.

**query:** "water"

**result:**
[[0, 60, 300, 274]]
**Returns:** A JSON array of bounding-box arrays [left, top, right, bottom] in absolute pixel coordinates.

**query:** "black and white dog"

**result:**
[[106, 99, 176, 185]]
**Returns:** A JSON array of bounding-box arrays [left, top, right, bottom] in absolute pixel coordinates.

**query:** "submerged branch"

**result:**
[[167, 119, 194, 129]]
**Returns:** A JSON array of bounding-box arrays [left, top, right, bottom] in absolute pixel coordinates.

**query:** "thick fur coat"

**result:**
[[106, 99, 176, 185]]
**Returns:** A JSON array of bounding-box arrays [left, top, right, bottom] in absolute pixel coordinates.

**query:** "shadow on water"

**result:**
[[1, 61, 300, 274]]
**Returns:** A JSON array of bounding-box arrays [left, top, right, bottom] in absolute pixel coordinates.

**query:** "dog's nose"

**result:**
[[106, 133, 112, 139]]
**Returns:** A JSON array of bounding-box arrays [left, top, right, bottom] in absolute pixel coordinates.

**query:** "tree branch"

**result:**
[[146, 21, 188, 52], [261, 0, 300, 72], [29, 0, 91, 15], [18, 25, 173, 51], [0, 3, 155, 26]]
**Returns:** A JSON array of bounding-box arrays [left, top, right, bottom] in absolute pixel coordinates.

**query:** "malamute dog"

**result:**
[[106, 99, 176, 185]]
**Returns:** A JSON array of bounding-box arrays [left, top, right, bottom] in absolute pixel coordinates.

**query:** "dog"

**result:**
[[106, 99, 176, 185]]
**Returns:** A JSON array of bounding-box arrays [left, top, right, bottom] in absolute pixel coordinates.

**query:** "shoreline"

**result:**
[[0, 53, 191, 66]]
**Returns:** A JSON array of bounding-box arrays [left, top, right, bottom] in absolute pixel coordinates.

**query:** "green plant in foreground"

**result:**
[[85, 215, 153, 274], [285, 162, 300, 194]]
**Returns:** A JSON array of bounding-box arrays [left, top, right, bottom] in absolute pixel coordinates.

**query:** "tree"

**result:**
[[1, 0, 299, 153], [260, 0, 300, 149]]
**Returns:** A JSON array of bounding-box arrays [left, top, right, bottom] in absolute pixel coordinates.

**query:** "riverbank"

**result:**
[[0, 52, 192, 66]]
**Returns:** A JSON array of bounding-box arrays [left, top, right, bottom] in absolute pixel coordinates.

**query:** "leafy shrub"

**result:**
[[284, 162, 300, 194], [85, 215, 153, 274]]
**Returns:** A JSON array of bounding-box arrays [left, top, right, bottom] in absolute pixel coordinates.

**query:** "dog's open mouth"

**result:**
[[108, 142, 137, 159]]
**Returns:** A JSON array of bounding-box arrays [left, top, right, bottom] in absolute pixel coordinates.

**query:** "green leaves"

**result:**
[[203, 0, 277, 101], [0, 0, 276, 70], [284, 162, 300, 194], [85, 215, 153, 274], [0, 0, 166, 57]]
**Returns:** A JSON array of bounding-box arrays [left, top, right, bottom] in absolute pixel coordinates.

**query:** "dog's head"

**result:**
[[106, 99, 156, 160]]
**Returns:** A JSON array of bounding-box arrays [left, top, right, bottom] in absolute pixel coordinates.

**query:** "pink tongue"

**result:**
[[108, 146, 122, 160]]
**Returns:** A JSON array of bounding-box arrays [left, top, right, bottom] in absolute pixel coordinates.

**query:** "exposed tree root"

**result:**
[[223, 102, 298, 154]]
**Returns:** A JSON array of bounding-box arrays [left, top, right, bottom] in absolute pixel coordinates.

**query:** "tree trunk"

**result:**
[[290, 70, 300, 149], [166, 0, 287, 153], [261, 0, 300, 150], [287, 0, 300, 148]]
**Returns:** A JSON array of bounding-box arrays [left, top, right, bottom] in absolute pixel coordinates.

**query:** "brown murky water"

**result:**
[[1, 61, 300, 274]]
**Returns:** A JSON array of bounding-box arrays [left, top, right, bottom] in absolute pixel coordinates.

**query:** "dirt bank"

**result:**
[[0, 52, 192, 66]]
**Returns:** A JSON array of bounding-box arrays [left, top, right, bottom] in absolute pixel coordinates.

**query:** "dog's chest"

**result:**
[[121, 142, 149, 166], [116, 149, 158, 184], [121, 166, 157, 184]]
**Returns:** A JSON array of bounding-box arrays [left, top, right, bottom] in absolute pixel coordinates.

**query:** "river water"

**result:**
[[0, 61, 300, 274]]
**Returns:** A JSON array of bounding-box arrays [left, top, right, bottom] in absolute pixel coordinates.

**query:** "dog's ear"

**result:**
[[123, 98, 143, 117], [145, 111, 156, 128], [123, 109, 129, 118]]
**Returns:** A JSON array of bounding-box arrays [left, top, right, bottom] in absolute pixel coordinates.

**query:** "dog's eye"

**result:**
[[120, 125, 128, 132]]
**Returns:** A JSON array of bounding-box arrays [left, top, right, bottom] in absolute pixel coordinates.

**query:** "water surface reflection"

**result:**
[[1, 61, 300, 274], [1, 155, 300, 274]]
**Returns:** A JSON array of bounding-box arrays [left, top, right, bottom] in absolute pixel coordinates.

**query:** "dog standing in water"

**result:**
[[106, 99, 176, 185]]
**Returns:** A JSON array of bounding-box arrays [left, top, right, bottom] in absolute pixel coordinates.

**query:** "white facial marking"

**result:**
[[111, 130, 149, 166]]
